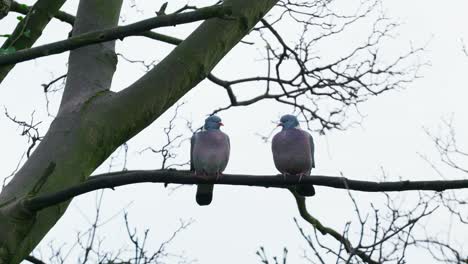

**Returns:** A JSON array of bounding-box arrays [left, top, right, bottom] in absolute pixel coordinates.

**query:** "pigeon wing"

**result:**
[[308, 133, 315, 168], [190, 133, 197, 172]]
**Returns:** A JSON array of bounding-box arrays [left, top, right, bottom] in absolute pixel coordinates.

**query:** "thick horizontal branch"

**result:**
[[0, 5, 232, 66], [11, 2, 194, 47], [23, 170, 468, 212], [11, 2, 191, 47]]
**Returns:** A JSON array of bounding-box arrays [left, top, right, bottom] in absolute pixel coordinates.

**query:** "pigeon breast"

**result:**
[[192, 130, 230, 174], [272, 129, 313, 175]]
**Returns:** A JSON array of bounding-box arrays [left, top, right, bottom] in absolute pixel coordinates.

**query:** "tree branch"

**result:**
[[95, 0, 280, 150], [10, 0, 75, 25], [24, 255, 46, 264], [0, 1, 277, 262], [290, 190, 379, 264], [22, 169, 468, 212], [10, 1, 192, 48], [0, 0, 66, 83], [134, 31, 238, 102], [0, 5, 232, 67], [137, 31, 183, 46], [11, 2, 236, 100]]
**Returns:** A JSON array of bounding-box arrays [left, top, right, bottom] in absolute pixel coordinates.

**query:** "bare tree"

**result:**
[[265, 118, 468, 264], [25, 191, 194, 264], [0, 0, 457, 263]]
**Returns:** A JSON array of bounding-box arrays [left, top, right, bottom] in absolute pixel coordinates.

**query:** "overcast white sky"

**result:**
[[1, 0, 468, 263]]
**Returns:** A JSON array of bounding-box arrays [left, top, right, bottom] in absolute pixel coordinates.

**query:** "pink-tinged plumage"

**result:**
[[272, 115, 315, 196], [191, 116, 230, 206], [191, 130, 230, 174], [272, 129, 314, 175]]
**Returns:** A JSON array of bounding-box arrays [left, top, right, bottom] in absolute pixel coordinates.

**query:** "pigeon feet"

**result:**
[[279, 172, 291, 181], [215, 171, 223, 182], [193, 171, 221, 182], [194, 171, 209, 179], [297, 172, 308, 183]]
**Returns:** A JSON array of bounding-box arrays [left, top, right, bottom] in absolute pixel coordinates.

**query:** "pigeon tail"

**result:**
[[295, 184, 315, 196], [196, 184, 214, 206]]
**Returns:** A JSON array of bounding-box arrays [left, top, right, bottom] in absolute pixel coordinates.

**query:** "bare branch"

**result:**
[[0, 0, 67, 83], [4, 108, 43, 158], [290, 190, 379, 264], [15, 170, 468, 213], [24, 255, 46, 264], [205, 2, 424, 132], [41, 74, 67, 93], [11, 1, 194, 49], [138, 103, 190, 169], [0, 5, 232, 66], [10, 1, 74, 26], [256, 246, 288, 264]]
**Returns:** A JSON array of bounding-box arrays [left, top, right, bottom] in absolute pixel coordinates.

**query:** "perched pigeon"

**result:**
[[272, 114, 316, 196], [191, 115, 230, 206]]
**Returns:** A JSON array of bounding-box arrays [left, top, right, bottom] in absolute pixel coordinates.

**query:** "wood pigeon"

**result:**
[[191, 115, 230, 206], [272, 114, 316, 196]]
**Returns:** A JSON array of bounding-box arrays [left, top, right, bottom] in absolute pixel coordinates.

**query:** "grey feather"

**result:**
[[191, 127, 230, 206]]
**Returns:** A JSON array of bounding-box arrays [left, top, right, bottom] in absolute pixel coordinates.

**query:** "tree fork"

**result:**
[[0, 0, 280, 263]]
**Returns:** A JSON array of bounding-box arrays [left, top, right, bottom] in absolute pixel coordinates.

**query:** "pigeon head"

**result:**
[[279, 114, 300, 130], [204, 115, 224, 130]]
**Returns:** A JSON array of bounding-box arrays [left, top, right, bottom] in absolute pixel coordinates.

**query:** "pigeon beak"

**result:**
[[277, 123, 283, 127], [219, 122, 224, 126]]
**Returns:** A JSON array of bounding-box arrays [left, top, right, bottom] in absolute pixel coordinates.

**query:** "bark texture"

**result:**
[[0, 0, 67, 83], [0, 0, 123, 262]]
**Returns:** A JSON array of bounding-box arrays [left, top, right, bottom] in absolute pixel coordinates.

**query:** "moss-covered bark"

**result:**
[[0, 0, 67, 83]]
